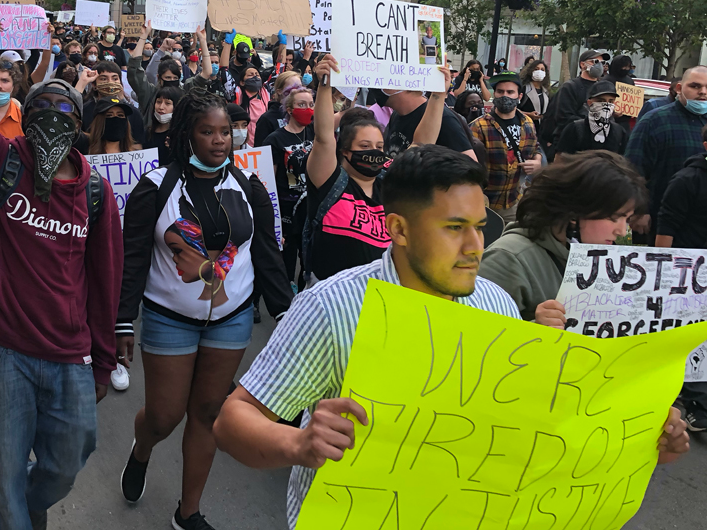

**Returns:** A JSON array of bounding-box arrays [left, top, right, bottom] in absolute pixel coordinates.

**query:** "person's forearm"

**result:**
[[453, 84, 465, 97], [655, 235, 674, 248], [198, 37, 211, 79], [313, 83, 335, 139], [220, 41, 231, 67], [213, 398, 302, 469], [31, 49, 51, 83], [132, 37, 146, 58], [412, 92, 444, 145]]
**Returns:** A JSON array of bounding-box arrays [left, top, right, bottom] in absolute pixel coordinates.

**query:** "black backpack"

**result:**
[[0, 144, 104, 232]]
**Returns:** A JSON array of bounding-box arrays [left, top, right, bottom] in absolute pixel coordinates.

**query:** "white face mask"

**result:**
[[532, 70, 546, 82], [232, 128, 248, 147], [172, 51, 182, 60], [87, 54, 97, 62], [153, 111, 172, 124]]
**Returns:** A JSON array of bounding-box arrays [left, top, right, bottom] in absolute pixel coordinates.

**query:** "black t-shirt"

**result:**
[[262, 125, 315, 202], [555, 118, 628, 156], [97, 42, 127, 68], [184, 173, 252, 252], [494, 113, 523, 160], [307, 166, 390, 280], [145, 129, 173, 165], [385, 103, 472, 158], [453, 75, 485, 96]]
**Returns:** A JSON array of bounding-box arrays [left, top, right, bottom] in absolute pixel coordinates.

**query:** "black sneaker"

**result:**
[[172, 502, 215, 530], [121, 441, 149, 503], [253, 305, 261, 324], [29, 510, 47, 530], [685, 403, 707, 432]]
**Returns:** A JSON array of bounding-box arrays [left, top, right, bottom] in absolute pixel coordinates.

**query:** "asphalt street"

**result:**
[[48, 315, 707, 530]]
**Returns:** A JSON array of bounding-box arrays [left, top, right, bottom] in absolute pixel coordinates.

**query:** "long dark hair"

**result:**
[[88, 107, 135, 154], [168, 88, 231, 170], [149, 85, 184, 140], [517, 150, 648, 240], [239, 66, 261, 114], [520, 59, 550, 89]]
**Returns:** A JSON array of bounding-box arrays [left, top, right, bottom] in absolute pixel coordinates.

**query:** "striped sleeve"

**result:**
[[239, 290, 336, 421], [475, 278, 522, 320]]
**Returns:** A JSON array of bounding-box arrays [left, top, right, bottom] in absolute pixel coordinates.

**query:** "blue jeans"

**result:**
[[0, 347, 97, 530]]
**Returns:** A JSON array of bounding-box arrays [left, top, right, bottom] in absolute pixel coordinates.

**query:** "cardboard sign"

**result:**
[[557, 243, 707, 382], [120, 14, 144, 37], [74, 0, 109, 27], [207, 0, 312, 38], [232, 145, 283, 249], [85, 149, 160, 228], [287, 0, 331, 53], [145, 0, 205, 33], [0, 3, 49, 50], [296, 279, 707, 529], [616, 82, 644, 118], [330, 0, 446, 92]]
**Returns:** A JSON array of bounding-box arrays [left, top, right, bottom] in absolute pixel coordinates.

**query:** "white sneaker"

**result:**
[[111, 364, 130, 391]]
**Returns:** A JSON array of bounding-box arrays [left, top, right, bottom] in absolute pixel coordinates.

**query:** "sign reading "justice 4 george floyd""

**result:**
[[330, 0, 446, 92], [295, 280, 707, 530]]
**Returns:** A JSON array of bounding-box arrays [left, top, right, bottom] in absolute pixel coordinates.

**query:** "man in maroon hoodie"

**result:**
[[0, 79, 123, 530]]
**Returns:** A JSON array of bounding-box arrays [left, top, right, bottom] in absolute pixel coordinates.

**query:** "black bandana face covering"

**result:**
[[24, 108, 77, 202]]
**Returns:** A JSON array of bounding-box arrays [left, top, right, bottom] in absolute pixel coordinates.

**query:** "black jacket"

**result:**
[[657, 152, 707, 249], [555, 116, 628, 156], [117, 162, 292, 333], [254, 100, 286, 147], [552, 77, 596, 140]]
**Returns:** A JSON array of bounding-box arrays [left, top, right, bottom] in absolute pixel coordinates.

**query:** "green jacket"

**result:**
[[478, 223, 569, 321], [127, 55, 157, 132]]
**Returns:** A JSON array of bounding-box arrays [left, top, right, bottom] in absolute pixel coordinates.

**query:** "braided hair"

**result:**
[[167, 88, 231, 170]]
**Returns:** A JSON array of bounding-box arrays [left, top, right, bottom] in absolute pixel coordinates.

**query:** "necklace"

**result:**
[[190, 169, 226, 240], [286, 124, 306, 144]]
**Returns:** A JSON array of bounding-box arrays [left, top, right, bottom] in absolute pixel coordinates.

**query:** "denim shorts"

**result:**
[[140, 304, 254, 355]]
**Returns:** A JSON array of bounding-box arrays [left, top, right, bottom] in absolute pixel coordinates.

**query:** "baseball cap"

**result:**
[[94, 97, 134, 116], [489, 71, 522, 89], [579, 49, 611, 63], [0, 50, 22, 63], [236, 42, 251, 60], [24, 79, 83, 120], [227, 103, 250, 124], [588, 80, 619, 99]]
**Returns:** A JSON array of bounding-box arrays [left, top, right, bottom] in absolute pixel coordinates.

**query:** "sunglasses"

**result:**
[[28, 99, 76, 113], [589, 59, 608, 65]]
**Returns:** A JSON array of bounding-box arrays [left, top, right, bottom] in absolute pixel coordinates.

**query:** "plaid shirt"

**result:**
[[471, 110, 539, 210], [624, 100, 707, 220]]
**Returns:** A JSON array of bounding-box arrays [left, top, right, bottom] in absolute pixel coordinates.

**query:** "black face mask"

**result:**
[[369, 88, 389, 108], [69, 53, 82, 64], [469, 70, 482, 81], [243, 76, 262, 92], [466, 106, 483, 123], [103, 116, 128, 142], [162, 79, 180, 87], [126, 42, 137, 50], [345, 149, 391, 178]]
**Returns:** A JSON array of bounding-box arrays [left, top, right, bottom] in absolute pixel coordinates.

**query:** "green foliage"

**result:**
[[421, 0, 495, 57]]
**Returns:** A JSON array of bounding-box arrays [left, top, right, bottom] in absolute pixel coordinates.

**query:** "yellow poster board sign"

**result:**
[[616, 81, 645, 118], [296, 279, 706, 530]]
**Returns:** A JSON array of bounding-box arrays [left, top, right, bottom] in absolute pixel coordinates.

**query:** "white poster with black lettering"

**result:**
[[556, 243, 707, 382], [330, 0, 445, 92], [287, 0, 332, 53]]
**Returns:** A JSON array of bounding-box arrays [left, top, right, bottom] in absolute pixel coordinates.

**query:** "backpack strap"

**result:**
[[155, 163, 183, 218], [229, 164, 253, 204], [0, 144, 24, 208], [85, 168, 104, 232]]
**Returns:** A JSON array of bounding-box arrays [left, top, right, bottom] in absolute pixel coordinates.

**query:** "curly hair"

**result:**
[[519, 60, 550, 89], [516, 150, 649, 240], [167, 88, 231, 170], [0, 60, 22, 93]]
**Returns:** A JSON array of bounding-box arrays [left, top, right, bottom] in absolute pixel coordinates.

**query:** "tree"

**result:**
[[421, 0, 494, 67]]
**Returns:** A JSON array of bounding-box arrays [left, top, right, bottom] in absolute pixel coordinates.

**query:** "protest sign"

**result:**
[[557, 243, 707, 382], [74, 0, 109, 27], [287, 0, 331, 52], [208, 0, 312, 37], [146, 0, 205, 33], [232, 146, 283, 249], [330, 0, 446, 92], [335, 86, 357, 101], [232, 33, 253, 51], [616, 82, 644, 118], [120, 14, 144, 37], [0, 3, 49, 50], [56, 10, 74, 22], [296, 279, 707, 530], [85, 148, 159, 227]]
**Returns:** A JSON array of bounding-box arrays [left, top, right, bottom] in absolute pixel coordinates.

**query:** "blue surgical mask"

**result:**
[[684, 97, 707, 115], [0, 92, 10, 106], [211, 63, 219, 76], [302, 73, 312, 85], [189, 141, 230, 172], [52, 45, 61, 54]]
